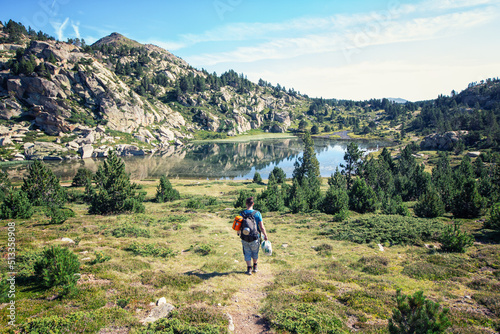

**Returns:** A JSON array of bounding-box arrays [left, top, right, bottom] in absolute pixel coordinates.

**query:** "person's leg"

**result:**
[[250, 239, 260, 272], [242, 240, 253, 275]]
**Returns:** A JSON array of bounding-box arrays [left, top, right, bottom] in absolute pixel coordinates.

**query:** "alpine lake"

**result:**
[[4, 137, 394, 182]]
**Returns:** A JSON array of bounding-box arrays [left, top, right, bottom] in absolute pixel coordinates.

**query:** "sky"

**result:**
[[2, 0, 500, 101]]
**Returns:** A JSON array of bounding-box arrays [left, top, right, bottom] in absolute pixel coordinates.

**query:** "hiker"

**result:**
[[237, 196, 268, 275]]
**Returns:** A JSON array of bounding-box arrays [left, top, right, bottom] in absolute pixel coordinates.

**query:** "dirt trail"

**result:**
[[224, 263, 274, 334]]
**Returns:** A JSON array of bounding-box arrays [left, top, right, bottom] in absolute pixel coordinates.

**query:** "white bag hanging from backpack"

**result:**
[[261, 240, 272, 256]]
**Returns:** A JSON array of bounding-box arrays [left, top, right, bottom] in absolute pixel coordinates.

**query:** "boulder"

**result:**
[[61, 237, 75, 244], [0, 137, 14, 146], [141, 303, 175, 324], [467, 151, 481, 158], [420, 131, 467, 151], [0, 98, 23, 120], [24, 141, 68, 160], [115, 144, 145, 156], [79, 144, 94, 159], [35, 112, 74, 136]]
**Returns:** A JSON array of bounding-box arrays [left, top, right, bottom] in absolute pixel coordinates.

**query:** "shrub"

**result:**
[[439, 222, 474, 253], [45, 205, 75, 224], [349, 178, 377, 213], [87, 151, 145, 214], [71, 167, 92, 187], [355, 256, 389, 275], [327, 215, 444, 245], [21, 160, 66, 207], [136, 306, 228, 334], [414, 187, 445, 218], [272, 303, 344, 333], [0, 190, 34, 219], [34, 246, 80, 291], [195, 244, 213, 256], [234, 189, 255, 208], [154, 175, 180, 203], [89, 251, 111, 265], [388, 289, 451, 334], [253, 172, 263, 184], [382, 195, 410, 216], [126, 242, 177, 258], [186, 197, 205, 209], [111, 224, 151, 238]]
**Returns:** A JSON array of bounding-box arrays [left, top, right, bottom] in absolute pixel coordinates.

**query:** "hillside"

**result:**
[[0, 22, 307, 161]]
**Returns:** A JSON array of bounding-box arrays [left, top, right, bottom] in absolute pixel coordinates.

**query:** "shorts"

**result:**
[[242, 238, 260, 262]]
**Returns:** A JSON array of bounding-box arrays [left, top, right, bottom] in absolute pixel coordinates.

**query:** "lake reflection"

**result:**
[[4, 138, 392, 181]]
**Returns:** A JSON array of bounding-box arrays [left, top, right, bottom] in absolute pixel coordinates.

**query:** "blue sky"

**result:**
[[2, 0, 500, 101]]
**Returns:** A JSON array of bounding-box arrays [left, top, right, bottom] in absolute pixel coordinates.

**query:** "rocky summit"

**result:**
[[0, 26, 306, 161]]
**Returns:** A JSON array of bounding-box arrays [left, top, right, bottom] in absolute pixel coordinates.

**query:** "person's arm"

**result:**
[[259, 220, 268, 241]]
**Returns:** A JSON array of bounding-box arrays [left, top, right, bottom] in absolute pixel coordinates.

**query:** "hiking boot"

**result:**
[[252, 264, 258, 273], [245, 266, 252, 275]]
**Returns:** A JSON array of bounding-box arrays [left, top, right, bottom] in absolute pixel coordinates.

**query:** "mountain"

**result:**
[[387, 97, 409, 104], [0, 23, 307, 161]]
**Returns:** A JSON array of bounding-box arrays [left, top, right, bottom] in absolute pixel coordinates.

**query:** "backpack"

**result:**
[[240, 210, 259, 242]]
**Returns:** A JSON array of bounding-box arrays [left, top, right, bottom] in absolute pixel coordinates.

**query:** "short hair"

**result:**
[[246, 197, 254, 206]]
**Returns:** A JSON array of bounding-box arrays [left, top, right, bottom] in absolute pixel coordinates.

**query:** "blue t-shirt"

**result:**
[[241, 209, 262, 232]]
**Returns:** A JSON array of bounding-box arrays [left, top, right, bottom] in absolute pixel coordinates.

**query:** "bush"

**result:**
[[154, 175, 180, 203], [439, 222, 474, 253], [234, 189, 254, 209], [89, 251, 111, 265], [186, 197, 205, 209], [0, 190, 34, 219], [272, 303, 344, 333], [71, 167, 93, 187], [382, 195, 410, 216], [402, 262, 466, 280], [195, 244, 213, 256], [349, 178, 377, 213], [355, 256, 389, 275], [34, 246, 80, 291], [21, 160, 66, 207], [327, 215, 444, 245], [87, 151, 145, 214], [126, 242, 177, 258], [388, 289, 451, 334], [253, 172, 263, 184], [111, 224, 151, 238], [45, 205, 75, 224]]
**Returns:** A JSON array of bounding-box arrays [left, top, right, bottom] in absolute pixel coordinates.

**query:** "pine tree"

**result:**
[[349, 178, 377, 213], [414, 187, 445, 218], [21, 160, 66, 207], [260, 174, 285, 212], [341, 142, 362, 190], [87, 151, 145, 214], [269, 166, 286, 184], [154, 176, 180, 203], [288, 180, 307, 213], [71, 167, 93, 187], [253, 172, 263, 184], [388, 290, 451, 334], [452, 178, 483, 218], [0, 190, 34, 219], [290, 131, 321, 211], [432, 153, 456, 211]]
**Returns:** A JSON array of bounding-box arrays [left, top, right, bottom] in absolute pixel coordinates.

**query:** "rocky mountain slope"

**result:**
[[0, 22, 306, 161]]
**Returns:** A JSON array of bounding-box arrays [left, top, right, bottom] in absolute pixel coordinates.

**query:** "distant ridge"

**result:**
[[92, 32, 142, 48], [387, 97, 409, 104]]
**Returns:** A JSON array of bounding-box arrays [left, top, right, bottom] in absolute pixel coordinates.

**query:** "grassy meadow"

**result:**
[[0, 178, 499, 333]]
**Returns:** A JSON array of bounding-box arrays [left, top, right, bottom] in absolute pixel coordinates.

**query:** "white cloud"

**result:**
[[50, 17, 69, 41], [72, 21, 80, 39]]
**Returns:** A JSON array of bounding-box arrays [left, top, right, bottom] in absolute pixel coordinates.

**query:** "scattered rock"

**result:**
[[226, 313, 235, 332], [79, 144, 94, 159], [141, 303, 175, 324], [282, 244, 288, 248], [377, 244, 384, 252], [467, 151, 481, 158], [156, 297, 167, 306], [61, 237, 75, 244]]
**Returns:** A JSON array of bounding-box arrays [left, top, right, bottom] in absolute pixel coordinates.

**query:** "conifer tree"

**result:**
[[87, 151, 145, 214], [414, 187, 445, 218], [260, 174, 285, 212], [21, 160, 66, 207], [269, 166, 286, 184], [452, 178, 483, 218], [349, 178, 377, 213], [71, 167, 93, 187], [154, 176, 180, 203], [341, 142, 362, 190], [290, 131, 321, 211], [0, 190, 34, 219]]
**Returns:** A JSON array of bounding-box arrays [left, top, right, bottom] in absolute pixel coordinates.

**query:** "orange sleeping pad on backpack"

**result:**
[[232, 215, 243, 231]]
